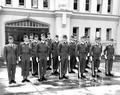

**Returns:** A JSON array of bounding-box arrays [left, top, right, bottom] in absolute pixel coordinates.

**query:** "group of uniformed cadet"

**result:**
[[4, 33, 115, 84]]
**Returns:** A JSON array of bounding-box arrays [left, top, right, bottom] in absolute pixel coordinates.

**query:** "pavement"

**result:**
[[0, 62, 120, 95]]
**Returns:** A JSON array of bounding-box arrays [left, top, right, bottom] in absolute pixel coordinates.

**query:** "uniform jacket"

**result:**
[[59, 41, 69, 58], [104, 45, 114, 59], [69, 41, 76, 56], [76, 42, 87, 59], [37, 41, 49, 59], [51, 41, 59, 58], [90, 44, 102, 59], [4, 44, 18, 64], [31, 40, 39, 56]]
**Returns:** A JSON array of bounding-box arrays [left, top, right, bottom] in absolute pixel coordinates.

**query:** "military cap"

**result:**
[[41, 33, 45, 37], [34, 34, 38, 38], [8, 35, 14, 40], [23, 35, 28, 38], [55, 35, 59, 38], [63, 35, 67, 39]]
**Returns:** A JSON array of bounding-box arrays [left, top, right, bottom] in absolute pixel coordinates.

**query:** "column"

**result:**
[[90, 28, 96, 43], [91, 0, 97, 13], [38, 0, 43, 9], [79, 0, 85, 12], [26, 0, 32, 9], [13, 0, 19, 8], [102, 0, 108, 14]]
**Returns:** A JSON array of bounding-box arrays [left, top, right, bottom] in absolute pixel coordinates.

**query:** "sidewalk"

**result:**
[[0, 62, 120, 95]]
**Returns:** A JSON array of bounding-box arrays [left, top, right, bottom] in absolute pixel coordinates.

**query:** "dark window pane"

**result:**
[[43, 0, 48, 8], [6, 0, 11, 4], [19, 0, 24, 5], [74, 0, 78, 10]]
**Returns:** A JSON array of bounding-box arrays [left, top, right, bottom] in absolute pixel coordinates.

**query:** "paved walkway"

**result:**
[[0, 62, 120, 95]]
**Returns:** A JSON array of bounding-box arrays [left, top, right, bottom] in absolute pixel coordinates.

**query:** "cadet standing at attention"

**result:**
[[37, 33, 49, 82], [4, 35, 18, 84], [69, 36, 76, 73], [46, 32, 52, 70], [104, 39, 115, 76], [59, 35, 69, 79], [51, 35, 59, 75], [31, 34, 39, 76], [90, 38, 102, 78], [76, 36, 87, 79], [19, 35, 31, 83]]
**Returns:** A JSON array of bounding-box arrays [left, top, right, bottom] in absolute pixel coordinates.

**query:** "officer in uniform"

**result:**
[[31, 34, 39, 76], [37, 33, 49, 82], [69, 35, 76, 73], [19, 35, 31, 82], [76, 36, 87, 78], [85, 37, 91, 72], [59, 35, 69, 79], [46, 32, 52, 70], [90, 38, 102, 77], [4, 35, 18, 84], [51, 35, 59, 75], [104, 39, 115, 76]]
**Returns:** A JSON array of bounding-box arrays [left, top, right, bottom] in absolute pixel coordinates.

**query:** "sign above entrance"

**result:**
[[5, 18, 49, 28]]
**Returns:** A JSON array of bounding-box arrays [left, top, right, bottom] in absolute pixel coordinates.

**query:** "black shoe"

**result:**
[[97, 69, 102, 73], [109, 73, 114, 77], [22, 79, 26, 83], [105, 73, 109, 76], [12, 80, 16, 83], [47, 67, 52, 70], [63, 75, 68, 79], [84, 70, 88, 73], [92, 75, 95, 78], [96, 75, 100, 78], [38, 78, 43, 82], [59, 77, 63, 80], [81, 75, 86, 79], [51, 72, 56, 75], [9, 81, 12, 84], [25, 79, 30, 82], [86, 66, 91, 69], [54, 71, 60, 75], [74, 66, 78, 70], [42, 76, 47, 81], [69, 70, 75, 73]]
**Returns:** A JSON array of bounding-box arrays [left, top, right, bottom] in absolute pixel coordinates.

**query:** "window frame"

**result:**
[[96, 28, 101, 39], [84, 27, 90, 38], [19, 0, 25, 6], [106, 28, 112, 41], [5, 0, 12, 6], [107, 0, 113, 13], [97, 0, 103, 13], [43, 0, 49, 9], [85, 0, 91, 12], [31, 0, 38, 8]]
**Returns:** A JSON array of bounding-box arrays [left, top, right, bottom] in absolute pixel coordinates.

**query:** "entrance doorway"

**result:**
[[5, 18, 49, 44]]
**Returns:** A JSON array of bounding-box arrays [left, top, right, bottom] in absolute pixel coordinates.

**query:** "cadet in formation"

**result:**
[[51, 35, 59, 75], [31, 34, 39, 76], [90, 38, 102, 77], [104, 39, 115, 76], [19, 35, 31, 82], [59, 35, 69, 79], [37, 33, 49, 82], [76, 36, 88, 79], [4, 35, 18, 84]]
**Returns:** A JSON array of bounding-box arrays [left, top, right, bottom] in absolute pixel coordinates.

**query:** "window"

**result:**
[[73, 27, 79, 39], [106, 28, 112, 41], [97, 0, 103, 13], [73, 0, 78, 10], [84, 27, 90, 37], [43, 0, 49, 8], [85, 0, 90, 11], [6, 0, 11, 5], [96, 28, 101, 39], [31, 0, 38, 8], [108, 0, 112, 13], [19, 0, 24, 6]]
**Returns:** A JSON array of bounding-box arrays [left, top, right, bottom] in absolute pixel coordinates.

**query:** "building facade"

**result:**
[[0, 0, 120, 56]]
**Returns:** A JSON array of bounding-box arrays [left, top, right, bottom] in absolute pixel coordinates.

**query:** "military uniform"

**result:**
[[90, 43, 102, 76], [4, 44, 18, 83], [76, 42, 87, 78], [59, 41, 69, 78], [104, 44, 114, 76], [51, 40, 59, 73], [69, 40, 76, 73], [31, 40, 39, 75], [46, 38, 52, 69], [19, 42, 31, 78], [37, 41, 49, 80]]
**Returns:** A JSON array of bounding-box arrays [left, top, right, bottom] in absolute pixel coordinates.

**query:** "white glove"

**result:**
[[58, 56, 60, 61], [104, 55, 107, 59], [18, 56, 21, 61], [99, 57, 101, 60], [76, 57, 79, 62], [86, 57, 88, 60], [36, 57, 38, 62], [4, 61, 7, 65], [68, 56, 70, 60], [30, 57, 32, 61], [47, 57, 49, 60], [90, 56, 92, 61], [113, 56, 115, 60], [16, 60, 19, 64], [87, 53, 90, 56]]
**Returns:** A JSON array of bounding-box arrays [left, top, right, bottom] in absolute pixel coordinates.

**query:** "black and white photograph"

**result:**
[[0, 0, 120, 95]]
